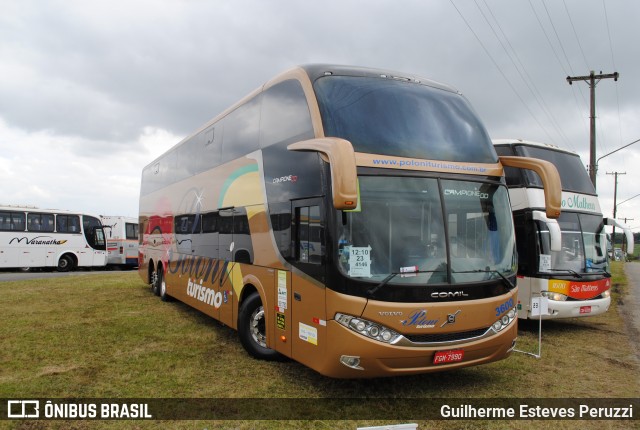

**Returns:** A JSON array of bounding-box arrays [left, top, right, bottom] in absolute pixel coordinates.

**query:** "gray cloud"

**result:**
[[1, 0, 639, 219]]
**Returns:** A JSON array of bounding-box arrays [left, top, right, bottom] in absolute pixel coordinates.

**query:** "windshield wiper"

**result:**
[[454, 269, 516, 290], [366, 270, 442, 297], [548, 269, 583, 279], [367, 273, 399, 297]]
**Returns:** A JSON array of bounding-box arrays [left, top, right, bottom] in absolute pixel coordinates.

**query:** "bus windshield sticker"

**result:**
[[348, 246, 371, 277], [400, 265, 419, 278], [277, 270, 287, 311], [299, 322, 318, 345], [539, 254, 551, 272]]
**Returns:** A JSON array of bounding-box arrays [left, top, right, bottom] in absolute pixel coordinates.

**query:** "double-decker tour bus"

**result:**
[[101, 215, 139, 268], [0, 205, 107, 271], [494, 139, 634, 319], [139, 65, 561, 378]]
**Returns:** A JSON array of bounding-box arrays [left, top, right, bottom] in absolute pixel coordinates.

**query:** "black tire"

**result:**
[[238, 292, 281, 360], [57, 255, 73, 272], [151, 266, 161, 296]]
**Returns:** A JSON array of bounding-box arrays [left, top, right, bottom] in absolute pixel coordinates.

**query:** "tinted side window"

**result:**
[[174, 215, 200, 234], [27, 213, 55, 232], [221, 95, 261, 163], [260, 80, 314, 148], [0, 211, 26, 231], [202, 212, 219, 233], [296, 205, 324, 265], [141, 150, 177, 196], [125, 223, 139, 240], [57, 215, 81, 233]]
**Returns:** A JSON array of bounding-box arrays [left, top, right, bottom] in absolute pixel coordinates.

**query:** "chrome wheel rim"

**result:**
[[249, 306, 267, 348]]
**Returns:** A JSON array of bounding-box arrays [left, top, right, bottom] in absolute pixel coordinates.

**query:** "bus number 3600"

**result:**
[[495, 298, 514, 316]]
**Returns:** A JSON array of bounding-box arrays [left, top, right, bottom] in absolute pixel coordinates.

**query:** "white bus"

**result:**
[[101, 215, 139, 268], [0, 205, 107, 271], [493, 139, 634, 319]]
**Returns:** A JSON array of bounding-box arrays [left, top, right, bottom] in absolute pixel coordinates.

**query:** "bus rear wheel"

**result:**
[[238, 292, 281, 361]]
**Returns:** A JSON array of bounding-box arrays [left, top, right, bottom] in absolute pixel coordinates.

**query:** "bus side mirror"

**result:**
[[533, 211, 561, 252], [288, 138, 358, 210], [499, 156, 562, 219], [605, 218, 635, 254]]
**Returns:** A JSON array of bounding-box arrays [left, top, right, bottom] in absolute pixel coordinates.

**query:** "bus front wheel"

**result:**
[[57, 255, 73, 272], [238, 292, 281, 361]]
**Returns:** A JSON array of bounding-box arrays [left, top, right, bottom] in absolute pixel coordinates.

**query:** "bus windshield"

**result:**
[[538, 212, 609, 275], [514, 145, 595, 195], [314, 76, 497, 163], [335, 176, 516, 285]]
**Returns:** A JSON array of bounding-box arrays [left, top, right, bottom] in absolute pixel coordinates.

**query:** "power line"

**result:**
[[473, 0, 565, 146], [602, 0, 624, 150], [448, 0, 553, 139], [542, 0, 575, 76], [563, 0, 589, 70], [529, 0, 589, 141]]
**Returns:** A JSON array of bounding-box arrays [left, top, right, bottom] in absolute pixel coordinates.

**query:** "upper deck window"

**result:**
[[314, 76, 496, 163], [514, 145, 596, 195]]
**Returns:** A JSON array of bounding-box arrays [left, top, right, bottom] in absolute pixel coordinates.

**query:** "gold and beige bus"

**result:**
[[138, 65, 561, 378]]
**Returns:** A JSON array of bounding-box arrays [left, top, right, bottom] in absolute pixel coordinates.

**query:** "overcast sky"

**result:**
[[1, 0, 639, 232]]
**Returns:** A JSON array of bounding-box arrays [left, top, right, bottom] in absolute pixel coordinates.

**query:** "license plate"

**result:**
[[580, 306, 592, 314], [433, 349, 464, 365]]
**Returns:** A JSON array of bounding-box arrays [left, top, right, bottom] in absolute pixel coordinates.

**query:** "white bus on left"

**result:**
[[0, 205, 107, 271]]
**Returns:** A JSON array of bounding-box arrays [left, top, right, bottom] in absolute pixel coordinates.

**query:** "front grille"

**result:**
[[404, 327, 490, 344]]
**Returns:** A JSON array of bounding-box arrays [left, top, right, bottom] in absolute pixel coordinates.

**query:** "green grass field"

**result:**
[[1, 263, 638, 429]]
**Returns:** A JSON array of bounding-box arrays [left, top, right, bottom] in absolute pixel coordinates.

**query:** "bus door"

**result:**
[[290, 198, 327, 365], [86, 226, 107, 266]]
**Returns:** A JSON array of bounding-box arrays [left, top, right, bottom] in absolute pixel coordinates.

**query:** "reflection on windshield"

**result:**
[[538, 212, 608, 274], [336, 177, 516, 285]]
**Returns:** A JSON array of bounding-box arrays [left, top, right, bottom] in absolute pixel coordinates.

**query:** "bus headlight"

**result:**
[[601, 289, 611, 299], [335, 313, 402, 344], [491, 307, 517, 333], [542, 291, 568, 301]]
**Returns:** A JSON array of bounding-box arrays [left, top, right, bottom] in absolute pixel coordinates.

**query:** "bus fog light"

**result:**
[[340, 355, 363, 370]]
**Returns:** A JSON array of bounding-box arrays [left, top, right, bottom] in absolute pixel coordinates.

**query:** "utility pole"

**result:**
[[567, 71, 619, 190], [607, 171, 626, 246]]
